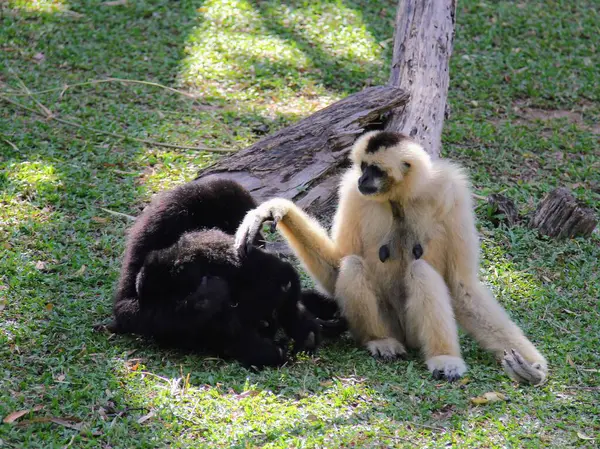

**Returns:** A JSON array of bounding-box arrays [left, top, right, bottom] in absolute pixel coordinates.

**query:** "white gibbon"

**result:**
[[235, 130, 548, 384]]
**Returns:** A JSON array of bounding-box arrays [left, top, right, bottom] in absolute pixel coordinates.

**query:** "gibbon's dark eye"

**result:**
[[361, 162, 367, 171], [281, 281, 292, 292], [403, 162, 411, 169]]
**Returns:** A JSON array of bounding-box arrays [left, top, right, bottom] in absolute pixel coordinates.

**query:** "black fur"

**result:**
[[365, 131, 409, 154], [110, 178, 341, 368]]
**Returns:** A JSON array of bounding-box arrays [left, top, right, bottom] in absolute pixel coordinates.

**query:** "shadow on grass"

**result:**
[[0, 0, 401, 446]]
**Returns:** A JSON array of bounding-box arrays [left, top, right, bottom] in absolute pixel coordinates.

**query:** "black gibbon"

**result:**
[[109, 178, 339, 368], [235, 131, 548, 384]]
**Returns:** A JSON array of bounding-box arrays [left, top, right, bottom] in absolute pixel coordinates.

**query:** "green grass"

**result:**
[[1, 0, 598, 447]]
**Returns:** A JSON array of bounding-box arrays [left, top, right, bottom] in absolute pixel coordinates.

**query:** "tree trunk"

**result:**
[[197, 0, 457, 216], [386, 0, 457, 158]]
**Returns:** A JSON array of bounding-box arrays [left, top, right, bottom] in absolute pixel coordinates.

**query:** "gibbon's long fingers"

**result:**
[[235, 208, 272, 257], [502, 349, 546, 385], [265, 201, 340, 294], [452, 280, 548, 383], [270, 217, 280, 233]]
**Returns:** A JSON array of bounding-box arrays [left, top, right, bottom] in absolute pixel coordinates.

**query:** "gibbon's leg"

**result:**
[[443, 201, 548, 385], [405, 260, 467, 381], [335, 255, 406, 359], [236, 198, 341, 294], [453, 280, 548, 385]]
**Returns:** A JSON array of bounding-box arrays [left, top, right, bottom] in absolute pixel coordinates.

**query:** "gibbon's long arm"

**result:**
[[445, 195, 548, 385], [235, 198, 342, 294]]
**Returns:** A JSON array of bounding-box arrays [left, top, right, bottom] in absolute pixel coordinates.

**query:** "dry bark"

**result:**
[[530, 188, 597, 238], [487, 194, 519, 227], [386, 0, 457, 158]]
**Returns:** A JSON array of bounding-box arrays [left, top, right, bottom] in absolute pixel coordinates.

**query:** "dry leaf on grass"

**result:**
[[431, 404, 455, 420], [470, 392, 507, 406], [16, 416, 101, 435], [3, 405, 43, 424], [91, 216, 109, 224], [577, 431, 596, 440], [234, 390, 260, 400], [137, 410, 155, 425]]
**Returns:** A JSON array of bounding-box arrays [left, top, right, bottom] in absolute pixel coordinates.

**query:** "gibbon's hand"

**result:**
[[502, 349, 547, 385], [234, 199, 289, 257]]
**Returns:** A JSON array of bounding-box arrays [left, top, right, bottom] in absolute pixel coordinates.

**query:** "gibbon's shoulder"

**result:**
[[158, 177, 257, 212], [429, 158, 473, 215]]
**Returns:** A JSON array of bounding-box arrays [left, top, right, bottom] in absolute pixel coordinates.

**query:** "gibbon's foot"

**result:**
[[316, 316, 348, 338], [290, 317, 322, 354], [426, 355, 467, 382], [502, 349, 547, 385], [242, 344, 287, 370], [95, 319, 123, 334], [293, 330, 318, 355], [366, 338, 407, 360]]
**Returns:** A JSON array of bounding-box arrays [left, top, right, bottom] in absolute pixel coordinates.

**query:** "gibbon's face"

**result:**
[[357, 161, 392, 196], [351, 130, 432, 200]]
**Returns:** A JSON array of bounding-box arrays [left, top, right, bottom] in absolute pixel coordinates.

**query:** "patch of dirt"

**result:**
[[513, 100, 600, 135]]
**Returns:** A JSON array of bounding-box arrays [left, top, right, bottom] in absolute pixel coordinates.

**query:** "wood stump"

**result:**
[[530, 188, 597, 239], [486, 194, 519, 227]]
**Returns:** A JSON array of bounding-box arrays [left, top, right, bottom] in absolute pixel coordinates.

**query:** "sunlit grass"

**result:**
[[6, 160, 62, 197], [180, 0, 384, 116], [8, 0, 67, 14], [271, 2, 384, 63]]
